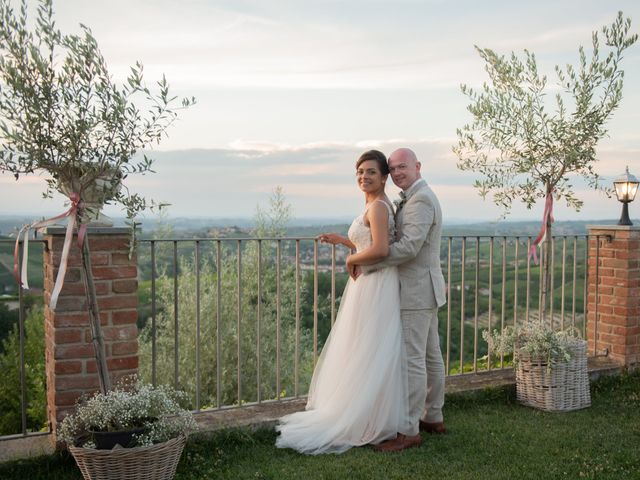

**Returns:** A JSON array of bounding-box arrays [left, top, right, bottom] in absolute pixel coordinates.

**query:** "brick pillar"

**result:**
[[43, 227, 139, 433], [587, 225, 640, 367]]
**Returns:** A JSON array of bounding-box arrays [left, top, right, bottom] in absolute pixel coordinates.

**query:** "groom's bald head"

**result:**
[[388, 148, 421, 190]]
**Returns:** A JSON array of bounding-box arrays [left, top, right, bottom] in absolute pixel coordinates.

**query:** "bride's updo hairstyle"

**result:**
[[356, 150, 389, 176]]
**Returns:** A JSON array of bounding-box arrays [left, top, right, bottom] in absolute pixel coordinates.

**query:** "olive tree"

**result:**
[[454, 12, 637, 322], [0, 0, 194, 392]]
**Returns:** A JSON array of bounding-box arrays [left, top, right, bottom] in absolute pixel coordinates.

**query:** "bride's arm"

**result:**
[[346, 202, 389, 267], [317, 233, 356, 251]]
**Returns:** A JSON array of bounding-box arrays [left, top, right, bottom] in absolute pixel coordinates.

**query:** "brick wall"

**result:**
[[587, 225, 640, 367], [43, 227, 139, 432]]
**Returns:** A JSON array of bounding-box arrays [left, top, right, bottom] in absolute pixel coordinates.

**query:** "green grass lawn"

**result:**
[[2, 370, 639, 480]]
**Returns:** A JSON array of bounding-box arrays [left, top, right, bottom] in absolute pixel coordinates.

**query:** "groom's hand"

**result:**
[[346, 256, 361, 280], [352, 265, 362, 280]]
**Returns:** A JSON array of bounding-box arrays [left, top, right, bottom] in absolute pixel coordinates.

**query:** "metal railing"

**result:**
[[136, 234, 597, 412], [0, 233, 604, 438], [0, 238, 48, 440]]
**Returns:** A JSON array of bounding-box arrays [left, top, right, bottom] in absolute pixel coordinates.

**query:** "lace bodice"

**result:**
[[347, 201, 395, 253]]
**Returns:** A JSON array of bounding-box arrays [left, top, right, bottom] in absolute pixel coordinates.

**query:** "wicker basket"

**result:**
[[515, 340, 591, 412], [69, 434, 186, 480]]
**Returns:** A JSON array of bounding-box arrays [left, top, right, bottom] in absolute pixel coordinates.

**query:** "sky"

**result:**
[[1, 0, 640, 224]]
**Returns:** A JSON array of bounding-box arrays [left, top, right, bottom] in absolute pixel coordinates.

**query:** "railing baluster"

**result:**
[[513, 238, 519, 328], [460, 237, 466, 374], [488, 237, 494, 371], [150, 241, 157, 387], [583, 236, 589, 339], [18, 275, 27, 435], [594, 236, 600, 356], [501, 237, 506, 368], [572, 236, 578, 329], [313, 239, 319, 365], [561, 237, 567, 330], [216, 240, 222, 409], [257, 240, 262, 404], [550, 236, 555, 327], [446, 237, 452, 375], [295, 240, 301, 397], [276, 239, 282, 401], [173, 241, 179, 389], [473, 237, 479, 372], [525, 237, 531, 325], [195, 240, 201, 411], [237, 240, 242, 405]]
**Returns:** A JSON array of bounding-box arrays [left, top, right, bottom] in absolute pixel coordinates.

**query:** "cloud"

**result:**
[[1, 137, 637, 221]]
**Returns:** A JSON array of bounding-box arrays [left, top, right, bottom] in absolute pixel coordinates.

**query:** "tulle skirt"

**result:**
[[276, 266, 408, 454]]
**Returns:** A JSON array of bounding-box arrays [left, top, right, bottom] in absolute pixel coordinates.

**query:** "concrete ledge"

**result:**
[[192, 356, 623, 435], [42, 226, 131, 235], [0, 433, 53, 463], [586, 225, 640, 231]]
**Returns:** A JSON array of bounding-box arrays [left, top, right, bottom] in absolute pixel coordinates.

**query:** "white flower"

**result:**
[[58, 379, 197, 448], [483, 322, 584, 368]]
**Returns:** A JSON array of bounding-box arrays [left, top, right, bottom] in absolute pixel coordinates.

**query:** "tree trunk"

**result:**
[[80, 233, 111, 394], [539, 196, 553, 326]]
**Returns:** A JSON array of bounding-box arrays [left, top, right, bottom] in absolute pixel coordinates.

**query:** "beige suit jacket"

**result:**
[[366, 179, 446, 310]]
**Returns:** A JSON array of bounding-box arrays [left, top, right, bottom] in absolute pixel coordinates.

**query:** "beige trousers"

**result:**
[[399, 308, 445, 436]]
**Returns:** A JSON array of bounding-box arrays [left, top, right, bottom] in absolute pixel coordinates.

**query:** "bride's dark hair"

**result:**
[[356, 150, 389, 175]]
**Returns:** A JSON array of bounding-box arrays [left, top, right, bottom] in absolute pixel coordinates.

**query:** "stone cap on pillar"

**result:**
[[586, 225, 640, 231], [41, 226, 132, 236]]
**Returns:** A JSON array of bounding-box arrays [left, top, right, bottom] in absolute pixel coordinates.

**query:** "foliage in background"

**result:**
[[0, 304, 46, 435], [138, 189, 315, 406]]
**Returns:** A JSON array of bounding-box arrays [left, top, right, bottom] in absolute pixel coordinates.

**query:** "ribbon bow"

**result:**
[[527, 191, 555, 265], [14, 192, 88, 310]]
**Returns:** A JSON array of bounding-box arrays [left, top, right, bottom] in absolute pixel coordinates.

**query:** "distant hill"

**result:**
[[0, 214, 623, 238]]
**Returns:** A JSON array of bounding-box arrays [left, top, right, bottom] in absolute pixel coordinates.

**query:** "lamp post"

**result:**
[[613, 166, 639, 226]]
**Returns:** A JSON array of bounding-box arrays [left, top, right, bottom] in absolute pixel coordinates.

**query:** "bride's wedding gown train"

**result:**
[[276, 202, 408, 454]]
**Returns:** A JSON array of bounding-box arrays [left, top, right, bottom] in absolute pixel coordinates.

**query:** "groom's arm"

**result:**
[[361, 194, 434, 272]]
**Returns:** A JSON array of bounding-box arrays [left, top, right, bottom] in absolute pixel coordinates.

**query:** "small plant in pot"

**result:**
[[483, 322, 591, 412], [58, 380, 197, 450]]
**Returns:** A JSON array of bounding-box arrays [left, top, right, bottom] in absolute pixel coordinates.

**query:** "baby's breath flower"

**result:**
[[58, 379, 197, 448], [483, 322, 584, 367]]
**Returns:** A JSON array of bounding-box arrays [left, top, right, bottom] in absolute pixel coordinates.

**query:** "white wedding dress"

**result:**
[[276, 201, 408, 454]]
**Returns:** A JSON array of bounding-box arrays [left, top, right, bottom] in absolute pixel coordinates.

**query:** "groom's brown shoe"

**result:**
[[372, 433, 422, 453], [419, 420, 447, 434]]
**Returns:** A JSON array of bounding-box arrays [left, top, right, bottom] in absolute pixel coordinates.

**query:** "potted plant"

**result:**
[[454, 12, 637, 322], [483, 323, 590, 412], [0, 0, 194, 395], [58, 380, 198, 480]]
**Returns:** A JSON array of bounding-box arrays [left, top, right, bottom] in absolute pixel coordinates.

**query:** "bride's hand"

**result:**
[[318, 233, 341, 245]]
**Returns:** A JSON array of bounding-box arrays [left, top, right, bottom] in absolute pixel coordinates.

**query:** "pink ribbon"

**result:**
[[14, 193, 88, 310], [528, 192, 555, 265]]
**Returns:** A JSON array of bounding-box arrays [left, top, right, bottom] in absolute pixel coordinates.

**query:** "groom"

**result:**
[[366, 147, 447, 452]]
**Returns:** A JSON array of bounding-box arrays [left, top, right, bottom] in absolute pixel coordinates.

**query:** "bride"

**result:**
[[276, 150, 409, 454]]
